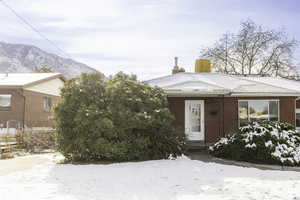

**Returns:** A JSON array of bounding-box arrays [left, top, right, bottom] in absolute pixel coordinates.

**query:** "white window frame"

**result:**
[[238, 99, 280, 127], [0, 94, 12, 108]]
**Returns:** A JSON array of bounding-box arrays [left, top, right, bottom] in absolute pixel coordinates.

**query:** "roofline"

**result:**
[[232, 75, 300, 94], [164, 90, 300, 97], [23, 88, 61, 97], [0, 85, 22, 89], [164, 89, 230, 96], [230, 92, 300, 97], [145, 72, 223, 83], [166, 93, 226, 97], [163, 80, 227, 90], [148, 72, 300, 96], [23, 74, 66, 88], [0, 73, 66, 88]]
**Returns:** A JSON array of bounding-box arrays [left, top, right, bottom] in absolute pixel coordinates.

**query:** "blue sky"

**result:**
[[1, 0, 299, 79]]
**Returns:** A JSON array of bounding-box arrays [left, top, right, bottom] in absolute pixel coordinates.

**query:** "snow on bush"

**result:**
[[209, 121, 300, 166]]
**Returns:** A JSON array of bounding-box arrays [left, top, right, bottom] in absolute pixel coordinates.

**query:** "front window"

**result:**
[[43, 97, 52, 112], [296, 109, 300, 129], [0, 94, 12, 108], [239, 100, 279, 127]]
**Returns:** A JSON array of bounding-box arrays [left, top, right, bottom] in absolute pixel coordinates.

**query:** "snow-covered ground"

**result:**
[[0, 153, 300, 200]]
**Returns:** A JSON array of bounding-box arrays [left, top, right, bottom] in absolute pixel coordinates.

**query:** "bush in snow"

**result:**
[[54, 72, 184, 162], [209, 121, 300, 166]]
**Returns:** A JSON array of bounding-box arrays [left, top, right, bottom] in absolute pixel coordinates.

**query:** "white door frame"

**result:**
[[185, 100, 205, 141]]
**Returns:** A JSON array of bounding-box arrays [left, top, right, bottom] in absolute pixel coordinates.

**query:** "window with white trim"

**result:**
[[296, 109, 300, 129], [238, 100, 279, 127], [0, 94, 12, 108]]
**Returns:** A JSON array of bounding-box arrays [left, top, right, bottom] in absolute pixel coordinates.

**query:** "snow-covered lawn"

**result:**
[[1, 154, 300, 200]]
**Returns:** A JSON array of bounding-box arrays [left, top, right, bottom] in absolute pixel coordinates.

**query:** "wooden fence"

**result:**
[[0, 128, 56, 154]]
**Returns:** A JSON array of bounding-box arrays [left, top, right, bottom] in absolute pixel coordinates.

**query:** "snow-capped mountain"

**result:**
[[0, 42, 98, 78]]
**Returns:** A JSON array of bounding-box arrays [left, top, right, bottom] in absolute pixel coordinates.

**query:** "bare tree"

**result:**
[[201, 20, 299, 78]]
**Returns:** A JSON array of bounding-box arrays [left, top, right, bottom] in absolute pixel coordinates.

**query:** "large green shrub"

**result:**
[[209, 121, 300, 166], [54, 72, 184, 162]]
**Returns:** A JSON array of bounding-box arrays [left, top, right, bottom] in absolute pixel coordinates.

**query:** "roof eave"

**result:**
[[164, 89, 229, 97], [230, 92, 300, 97], [0, 85, 22, 89], [164, 90, 300, 97], [23, 74, 66, 88]]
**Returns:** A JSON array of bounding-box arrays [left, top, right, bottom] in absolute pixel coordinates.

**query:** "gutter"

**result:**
[[165, 89, 230, 97], [230, 92, 300, 97], [164, 86, 300, 97]]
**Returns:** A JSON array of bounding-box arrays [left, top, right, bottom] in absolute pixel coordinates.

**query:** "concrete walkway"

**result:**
[[188, 151, 300, 172], [0, 154, 50, 176]]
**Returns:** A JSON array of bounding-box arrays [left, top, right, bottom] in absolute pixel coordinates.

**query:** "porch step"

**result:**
[[186, 141, 213, 151]]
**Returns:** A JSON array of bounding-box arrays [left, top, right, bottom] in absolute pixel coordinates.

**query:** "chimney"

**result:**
[[195, 59, 211, 73], [172, 57, 185, 74]]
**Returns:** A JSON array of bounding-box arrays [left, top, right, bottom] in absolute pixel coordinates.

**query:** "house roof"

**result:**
[[0, 73, 65, 88], [146, 72, 300, 97]]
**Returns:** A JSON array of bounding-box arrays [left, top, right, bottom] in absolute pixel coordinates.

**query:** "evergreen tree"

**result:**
[[54, 72, 184, 162]]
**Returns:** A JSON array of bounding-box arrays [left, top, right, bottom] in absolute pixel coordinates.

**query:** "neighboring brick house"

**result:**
[[0, 73, 65, 131], [147, 59, 300, 144]]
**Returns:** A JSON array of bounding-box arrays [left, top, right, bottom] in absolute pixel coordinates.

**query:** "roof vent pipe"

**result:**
[[172, 57, 185, 74], [174, 57, 178, 67]]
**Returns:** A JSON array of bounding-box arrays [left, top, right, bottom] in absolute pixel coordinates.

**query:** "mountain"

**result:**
[[0, 42, 98, 78]]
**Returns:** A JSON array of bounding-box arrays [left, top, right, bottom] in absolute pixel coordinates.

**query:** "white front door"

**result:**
[[185, 100, 205, 141]]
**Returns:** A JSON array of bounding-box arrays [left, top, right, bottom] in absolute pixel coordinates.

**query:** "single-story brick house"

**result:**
[[0, 73, 65, 131], [147, 59, 300, 143]]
